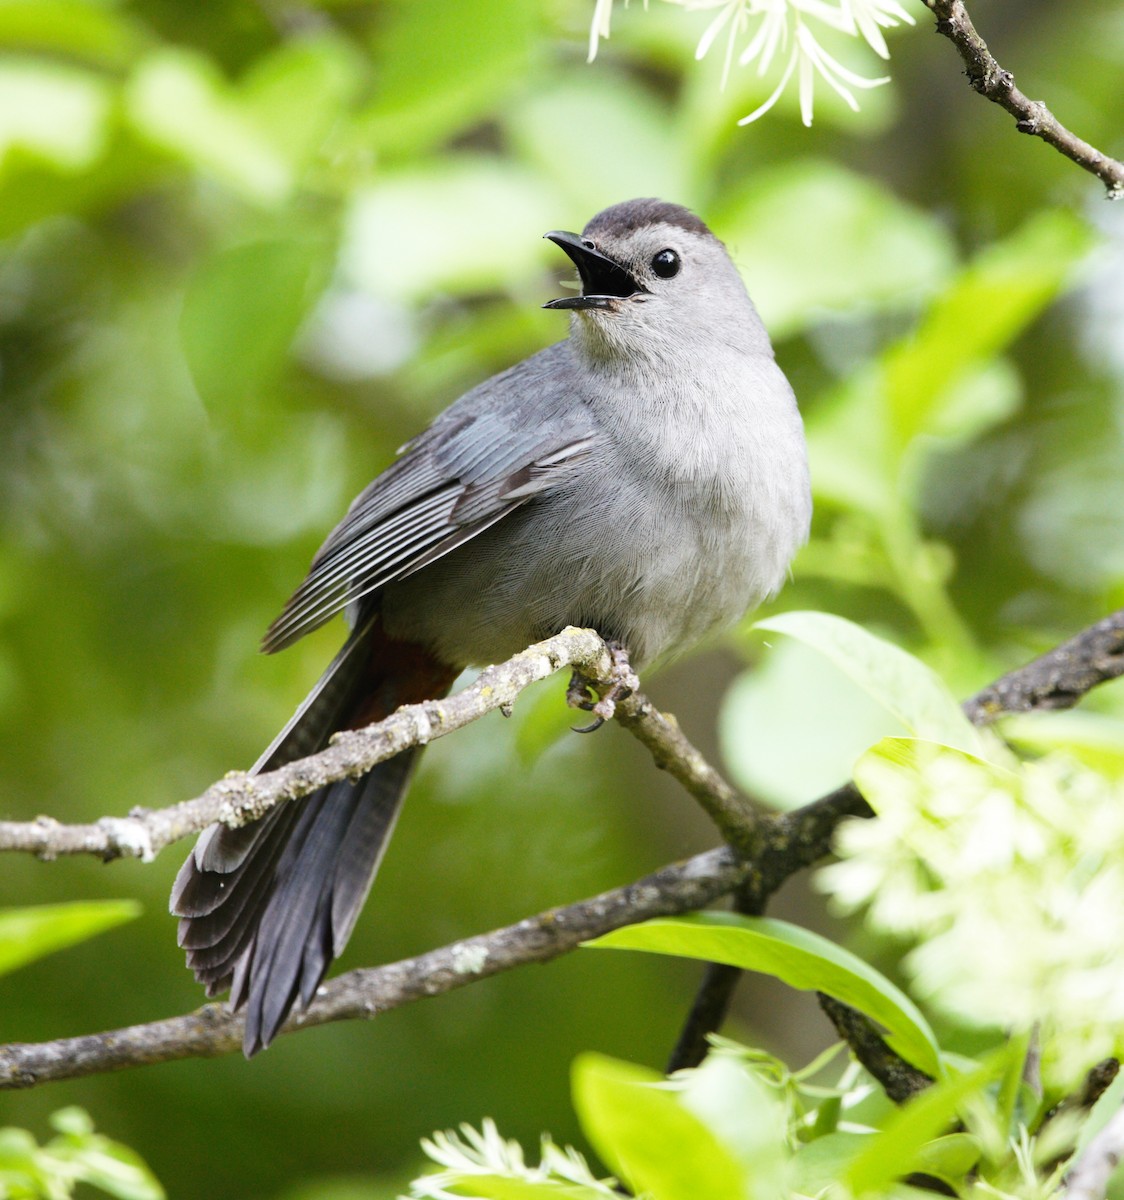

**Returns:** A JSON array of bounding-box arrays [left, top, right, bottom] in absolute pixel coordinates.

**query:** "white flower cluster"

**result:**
[[819, 738, 1124, 1086], [587, 0, 916, 125], [405, 1118, 617, 1199]]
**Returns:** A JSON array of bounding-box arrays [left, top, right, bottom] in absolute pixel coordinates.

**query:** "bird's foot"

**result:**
[[567, 642, 638, 733]]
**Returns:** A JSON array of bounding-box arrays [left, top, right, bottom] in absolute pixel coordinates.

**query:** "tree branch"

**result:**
[[2, 608, 1123, 1088], [0, 846, 746, 1089], [0, 627, 612, 862], [818, 994, 933, 1103], [614, 690, 760, 855], [923, 0, 1124, 198], [964, 608, 1124, 725]]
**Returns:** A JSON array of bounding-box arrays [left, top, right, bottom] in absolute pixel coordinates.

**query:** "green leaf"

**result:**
[[0, 60, 111, 173], [344, 159, 554, 302], [29, 1107, 167, 1200], [126, 49, 291, 203], [181, 235, 331, 416], [675, 1052, 789, 1187], [884, 209, 1092, 449], [792, 1132, 868, 1195], [841, 1055, 1006, 1196], [719, 635, 909, 810], [240, 36, 365, 172], [0, 0, 144, 69], [912, 1133, 981, 1186], [0, 900, 141, 977], [50, 1107, 95, 1137], [587, 913, 941, 1078], [362, 0, 536, 156], [755, 611, 980, 755], [571, 1053, 749, 1200], [920, 358, 1023, 446], [713, 161, 956, 339]]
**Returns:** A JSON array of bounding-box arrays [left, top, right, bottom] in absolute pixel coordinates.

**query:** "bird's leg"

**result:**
[[567, 641, 639, 733], [566, 672, 597, 712]]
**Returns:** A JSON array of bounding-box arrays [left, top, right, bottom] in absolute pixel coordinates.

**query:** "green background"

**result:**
[[1, 1, 1122, 1196]]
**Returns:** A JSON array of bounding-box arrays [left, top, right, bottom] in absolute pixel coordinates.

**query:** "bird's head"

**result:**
[[544, 198, 770, 362]]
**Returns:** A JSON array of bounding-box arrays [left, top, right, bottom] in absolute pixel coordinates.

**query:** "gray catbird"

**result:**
[[172, 198, 812, 1056]]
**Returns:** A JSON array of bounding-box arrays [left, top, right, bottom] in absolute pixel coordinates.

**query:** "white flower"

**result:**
[[843, 0, 917, 59], [588, 0, 615, 62], [587, 0, 650, 63], [818, 738, 1124, 1088], [695, 2, 756, 90], [589, 0, 915, 126], [406, 1119, 617, 1199]]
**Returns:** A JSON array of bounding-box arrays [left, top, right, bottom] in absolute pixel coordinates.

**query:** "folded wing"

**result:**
[[262, 404, 597, 653]]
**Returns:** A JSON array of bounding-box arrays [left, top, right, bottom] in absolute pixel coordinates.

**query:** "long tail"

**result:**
[[171, 618, 457, 1056]]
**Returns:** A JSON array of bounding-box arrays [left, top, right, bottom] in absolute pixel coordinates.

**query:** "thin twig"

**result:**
[[615, 691, 760, 855], [923, 0, 1124, 198], [665, 879, 765, 1073], [818, 994, 933, 1103], [0, 846, 745, 1089]]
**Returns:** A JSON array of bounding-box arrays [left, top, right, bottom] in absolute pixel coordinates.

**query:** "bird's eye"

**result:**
[[651, 249, 680, 279]]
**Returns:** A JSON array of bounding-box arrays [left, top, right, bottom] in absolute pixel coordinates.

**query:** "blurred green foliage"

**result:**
[[400, 1035, 1068, 1200], [0, 900, 140, 977], [1, 0, 1123, 1197], [0, 1106, 163, 1200], [0, 907, 160, 1198]]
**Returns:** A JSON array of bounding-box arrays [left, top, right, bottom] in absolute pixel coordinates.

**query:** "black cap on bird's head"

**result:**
[[544, 198, 717, 312]]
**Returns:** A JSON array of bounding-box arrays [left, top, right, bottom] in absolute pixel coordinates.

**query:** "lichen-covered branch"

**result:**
[[964, 608, 1124, 724], [923, 0, 1124, 198], [2, 608, 1123, 1089], [0, 846, 745, 1089], [0, 628, 613, 862]]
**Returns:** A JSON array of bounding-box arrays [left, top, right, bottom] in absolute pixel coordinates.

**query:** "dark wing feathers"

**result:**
[[262, 403, 598, 653], [263, 487, 462, 651], [310, 454, 449, 566]]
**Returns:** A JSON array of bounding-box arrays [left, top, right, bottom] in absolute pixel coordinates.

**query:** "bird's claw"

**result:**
[[566, 672, 597, 712], [566, 642, 638, 733]]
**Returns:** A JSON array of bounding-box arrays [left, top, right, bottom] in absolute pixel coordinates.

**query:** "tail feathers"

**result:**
[[175, 814, 294, 957], [171, 617, 455, 1056], [173, 804, 302, 997], [232, 753, 415, 1056], [252, 613, 381, 774]]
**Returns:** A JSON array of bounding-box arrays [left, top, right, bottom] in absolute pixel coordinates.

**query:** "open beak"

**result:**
[[542, 231, 646, 310]]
